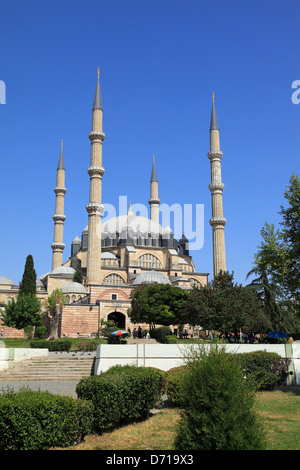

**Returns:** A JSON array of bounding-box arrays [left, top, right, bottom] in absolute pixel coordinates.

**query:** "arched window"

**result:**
[[6, 297, 12, 304], [189, 278, 201, 289], [137, 254, 162, 269], [103, 274, 126, 285]]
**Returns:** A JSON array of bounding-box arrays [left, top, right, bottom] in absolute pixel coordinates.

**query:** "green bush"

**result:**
[[35, 325, 48, 339], [165, 366, 188, 406], [174, 346, 266, 450], [76, 365, 164, 433], [30, 339, 72, 351], [165, 335, 177, 344], [0, 388, 94, 450], [77, 340, 98, 351], [235, 351, 290, 391], [150, 326, 172, 343]]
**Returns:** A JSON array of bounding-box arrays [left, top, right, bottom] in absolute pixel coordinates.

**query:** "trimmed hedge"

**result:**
[[30, 339, 72, 351], [150, 326, 172, 343], [235, 350, 290, 391], [76, 365, 164, 433], [0, 388, 94, 450], [165, 365, 188, 406]]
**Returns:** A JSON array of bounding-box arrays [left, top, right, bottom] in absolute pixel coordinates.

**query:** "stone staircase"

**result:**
[[0, 353, 95, 382]]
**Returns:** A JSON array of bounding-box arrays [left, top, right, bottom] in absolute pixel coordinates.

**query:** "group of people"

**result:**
[[223, 331, 269, 344], [128, 326, 148, 339]]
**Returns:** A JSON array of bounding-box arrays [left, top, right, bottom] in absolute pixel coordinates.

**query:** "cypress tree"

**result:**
[[19, 255, 37, 296]]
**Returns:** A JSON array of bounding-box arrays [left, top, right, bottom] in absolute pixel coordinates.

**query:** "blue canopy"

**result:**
[[267, 331, 289, 339]]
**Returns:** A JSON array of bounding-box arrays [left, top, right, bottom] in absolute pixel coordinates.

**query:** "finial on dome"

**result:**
[[128, 200, 134, 216], [212, 91, 214, 103], [97, 67, 100, 78]]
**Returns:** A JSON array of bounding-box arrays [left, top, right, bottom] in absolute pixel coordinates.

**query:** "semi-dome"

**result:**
[[61, 281, 87, 294], [51, 266, 76, 275], [0, 275, 16, 286], [132, 270, 171, 285]]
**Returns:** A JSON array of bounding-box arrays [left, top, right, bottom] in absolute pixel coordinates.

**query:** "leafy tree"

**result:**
[[278, 174, 300, 301], [19, 255, 37, 296], [73, 269, 83, 284], [47, 289, 66, 339], [248, 174, 300, 329], [128, 283, 188, 330], [179, 272, 270, 336], [2, 294, 41, 332]]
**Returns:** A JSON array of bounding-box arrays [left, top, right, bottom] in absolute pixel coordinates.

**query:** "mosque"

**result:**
[[0, 71, 227, 337]]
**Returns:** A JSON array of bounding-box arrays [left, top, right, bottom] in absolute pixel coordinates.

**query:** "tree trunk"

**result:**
[[48, 304, 61, 339]]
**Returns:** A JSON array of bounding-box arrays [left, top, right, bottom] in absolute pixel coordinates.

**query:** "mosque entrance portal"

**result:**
[[108, 311, 126, 329]]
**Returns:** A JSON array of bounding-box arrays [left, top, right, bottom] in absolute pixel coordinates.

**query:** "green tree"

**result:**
[[278, 174, 300, 302], [179, 272, 270, 336], [47, 289, 66, 339], [174, 345, 266, 450], [248, 174, 300, 330], [128, 283, 188, 330], [19, 255, 37, 296], [73, 269, 83, 284], [2, 294, 41, 332]]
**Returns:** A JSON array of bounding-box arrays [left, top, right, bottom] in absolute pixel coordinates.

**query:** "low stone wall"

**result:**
[[0, 348, 48, 372], [94, 343, 300, 386]]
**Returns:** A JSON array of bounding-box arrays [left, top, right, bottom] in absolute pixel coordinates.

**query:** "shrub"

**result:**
[[0, 388, 94, 450], [174, 345, 266, 450], [150, 326, 172, 343], [77, 341, 98, 352], [30, 339, 72, 351], [165, 335, 177, 344], [76, 365, 164, 433], [35, 325, 48, 339], [235, 351, 290, 391], [165, 365, 188, 406]]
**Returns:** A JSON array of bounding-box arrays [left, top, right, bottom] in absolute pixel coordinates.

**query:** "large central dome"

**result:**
[[102, 214, 163, 236]]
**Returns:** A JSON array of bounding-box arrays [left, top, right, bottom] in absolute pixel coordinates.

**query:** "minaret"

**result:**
[[148, 155, 160, 224], [86, 68, 105, 286], [51, 140, 67, 270], [208, 93, 227, 277]]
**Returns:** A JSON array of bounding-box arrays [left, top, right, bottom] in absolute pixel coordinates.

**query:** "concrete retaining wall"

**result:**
[[0, 348, 48, 372], [94, 343, 300, 385]]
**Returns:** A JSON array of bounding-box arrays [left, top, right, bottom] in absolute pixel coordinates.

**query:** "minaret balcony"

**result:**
[[207, 150, 223, 162], [89, 131, 105, 142], [148, 197, 161, 205], [51, 242, 66, 251], [208, 182, 224, 194], [86, 202, 105, 216], [52, 214, 67, 222], [54, 186, 67, 195], [88, 166, 105, 177], [209, 217, 227, 227]]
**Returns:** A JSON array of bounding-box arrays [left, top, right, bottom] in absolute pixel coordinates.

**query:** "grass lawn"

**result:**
[[59, 388, 300, 451]]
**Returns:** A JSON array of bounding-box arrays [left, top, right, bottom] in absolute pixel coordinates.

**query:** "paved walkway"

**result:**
[[0, 380, 81, 398]]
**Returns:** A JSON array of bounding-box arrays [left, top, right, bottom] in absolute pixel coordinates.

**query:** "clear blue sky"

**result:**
[[0, 0, 299, 286]]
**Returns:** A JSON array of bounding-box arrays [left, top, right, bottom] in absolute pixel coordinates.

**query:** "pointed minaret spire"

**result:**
[[210, 92, 219, 131], [151, 154, 158, 182], [86, 69, 105, 286], [57, 139, 65, 170], [207, 94, 226, 278], [51, 140, 67, 270], [93, 67, 103, 110], [149, 154, 160, 224]]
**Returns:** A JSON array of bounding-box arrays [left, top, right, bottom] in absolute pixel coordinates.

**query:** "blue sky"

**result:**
[[0, 0, 299, 286]]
